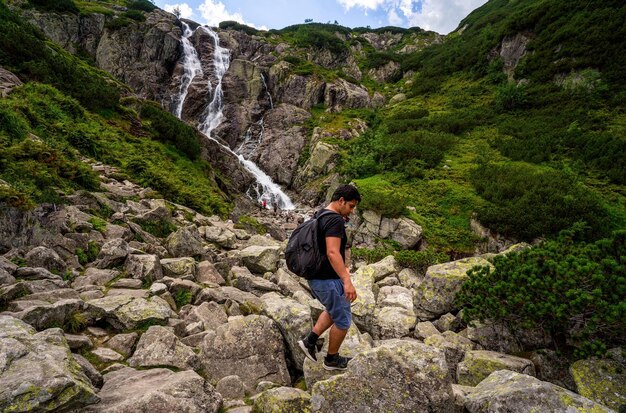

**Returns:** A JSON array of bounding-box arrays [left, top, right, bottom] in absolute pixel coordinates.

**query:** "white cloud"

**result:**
[[197, 0, 266, 29], [163, 3, 193, 19], [337, 0, 488, 34]]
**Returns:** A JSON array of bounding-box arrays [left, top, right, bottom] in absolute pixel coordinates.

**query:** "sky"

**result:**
[[153, 0, 489, 34]]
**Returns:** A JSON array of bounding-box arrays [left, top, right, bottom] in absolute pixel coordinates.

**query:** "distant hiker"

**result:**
[[297, 184, 361, 370], [262, 199, 267, 209], [273, 202, 278, 216]]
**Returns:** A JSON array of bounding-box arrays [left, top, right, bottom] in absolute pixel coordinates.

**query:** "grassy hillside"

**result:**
[[337, 0, 626, 256], [0, 3, 231, 215]]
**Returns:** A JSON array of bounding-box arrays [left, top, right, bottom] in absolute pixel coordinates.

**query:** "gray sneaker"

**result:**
[[298, 339, 317, 362], [323, 355, 352, 371]]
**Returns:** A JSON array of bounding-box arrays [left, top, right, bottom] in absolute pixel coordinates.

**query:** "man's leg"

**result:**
[[327, 324, 348, 354], [312, 310, 333, 336]]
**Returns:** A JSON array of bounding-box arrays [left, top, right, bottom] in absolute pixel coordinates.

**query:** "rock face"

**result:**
[[0, 316, 98, 412], [311, 340, 454, 413], [84, 367, 222, 412], [199, 315, 291, 392], [465, 370, 614, 413], [350, 211, 422, 249], [0, 66, 22, 97]]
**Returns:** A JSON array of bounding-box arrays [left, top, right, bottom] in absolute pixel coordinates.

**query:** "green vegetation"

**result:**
[[75, 241, 100, 266], [457, 224, 626, 357], [0, 4, 230, 216], [173, 290, 192, 308], [88, 216, 108, 233], [27, 0, 79, 14], [235, 215, 267, 235], [219, 20, 259, 36], [137, 218, 177, 238], [352, 246, 448, 275]]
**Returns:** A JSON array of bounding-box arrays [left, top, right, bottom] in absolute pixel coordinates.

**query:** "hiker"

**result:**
[[273, 201, 278, 216], [262, 199, 267, 209], [298, 184, 361, 370]]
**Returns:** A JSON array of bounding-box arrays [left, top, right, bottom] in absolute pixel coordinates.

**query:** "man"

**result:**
[[298, 184, 360, 370]]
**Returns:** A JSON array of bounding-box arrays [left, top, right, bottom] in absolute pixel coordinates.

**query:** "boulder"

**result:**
[[274, 268, 308, 296], [165, 226, 205, 258], [83, 367, 222, 413], [570, 358, 626, 411], [96, 239, 129, 269], [415, 321, 440, 340], [105, 332, 138, 358], [372, 293, 416, 340], [199, 315, 291, 392], [465, 370, 614, 413], [434, 312, 461, 332], [465, 320, 522, 353], [15, 266, 62, 281], [239, 246, 281, 274], [311, 340, 453, 412], [424, 331, 476, 378], [204, 226, 237, 249], [0, 268, 15, 285], [414, 257, 491, 320], [72, 268, 120, 289], [160, 257, 196, 278], [25, 246, 67, 273], [230, 266, 282, 296], [90, 347, 124, 363], [124, 254, 163, 282], [72, 353, 104, 388], [16, 298, 99, 331], [180, 301, 228, 332], [215, 375, 246, 400], [0, 316, 98, 411], [260, 292, 312, 367], [128, 326, 199, 370], [253, 387, 311, 413], [89, 296, 172, 330], [457, 350, 535, 386], [196, 261, 226, 285]]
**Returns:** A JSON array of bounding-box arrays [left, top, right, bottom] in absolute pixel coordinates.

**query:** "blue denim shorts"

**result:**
[[308, 278, 352, 330]]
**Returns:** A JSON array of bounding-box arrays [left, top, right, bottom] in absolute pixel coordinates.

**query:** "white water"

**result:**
[[235, 118, 265, 158], [173, 22, 204, 118], [261, 74, 273, 109], [174, 25, 294, 210]]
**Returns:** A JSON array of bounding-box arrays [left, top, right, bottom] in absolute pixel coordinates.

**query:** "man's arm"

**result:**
[[326, 236, 357, 302]]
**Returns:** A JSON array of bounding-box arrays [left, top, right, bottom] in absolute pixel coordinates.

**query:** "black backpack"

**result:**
[[285, 210, 338, 279]]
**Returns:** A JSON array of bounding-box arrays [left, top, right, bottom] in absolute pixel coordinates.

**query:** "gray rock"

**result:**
[[465, 320, 522, 353], [88, 295, 171, 331], [0, 316, 98, 411], [465, 370, 614, 413], [72, 353, 104, 388], [350, 265, 376, 332], [570, 358, 626, 411], [15, 266, 62, 281], [196, 261, 225, 285], [253, 387, 311, 413], [216, 375, 246, 399], [165, 226, 205, 258], [25, 246, 67, 273], [16, 298, 98, 331], [204, 226, 237, 249], [105, 332, 138, 358], [457, 350, 535, 386], [434, 312, 460, 332], [230, 266, 282, 296], [111, 278, 143, 289], [415, 321, 440, 340], [239, 246, 281, 274], [124, 254, 163, 282], [180, 301, 228, 332], [0, 256, 18, 274], [274, 268, 308, 296], [260, 292, 312, 367], [72, 268, 119, 289], [64, 333, 93, 350], [527, 349, 575, 390], [90, 347, 124, 363], [128, 326, 198, 370], [424, 331, 476, 378], [311, 339, 453, 412], [161, 257, 196, 278], [97, 239, 129, 269], [414, 257, 492, 320], [0, 268, 16, 285], [84, 367, 222, 412], [199, 315, 291, 392]]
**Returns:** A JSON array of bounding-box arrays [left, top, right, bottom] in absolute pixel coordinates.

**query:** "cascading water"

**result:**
[[172, 24, 295, 210], [261, 74, 273, 109], [172, 22, 204, 118]]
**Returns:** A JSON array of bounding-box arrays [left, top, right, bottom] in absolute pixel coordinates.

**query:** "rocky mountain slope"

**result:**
[[1, 159, 623, 412]]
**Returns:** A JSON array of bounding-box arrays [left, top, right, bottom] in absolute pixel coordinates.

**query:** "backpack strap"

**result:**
[[315, 209, 342, 247]]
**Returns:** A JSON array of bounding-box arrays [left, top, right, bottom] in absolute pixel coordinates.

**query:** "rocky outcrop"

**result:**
[[489, 33, 531, 79], [349, 210, 423, 249], [0, 67, 22, 97], [84, 367, 222, 412], [465, 370, 614, 413], [0, 316, 98, 412], [311, 340, 454, 412]]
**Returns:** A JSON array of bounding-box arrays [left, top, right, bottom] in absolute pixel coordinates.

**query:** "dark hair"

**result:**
[[331, 185, 361, 202]]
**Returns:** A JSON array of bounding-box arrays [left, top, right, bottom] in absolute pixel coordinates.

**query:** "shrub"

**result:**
[[354, 177, 408, 218], [494, 82, 528, 111], [123, 10, 145, 22], [219, 21, 259, 35], [394, 249, 450, 274], [173, 290, 192, 308], [28, 0, 79, 14], [105, 17, 133, 31], [0, 104, 28, 146], [234, 215, 267, 235], [456, 225, 626, 357], [471, 162, 613, 241], [127, 0, 157, 12], [140, 102, 200, 159]]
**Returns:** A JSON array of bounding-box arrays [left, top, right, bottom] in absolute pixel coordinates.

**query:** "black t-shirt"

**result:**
[[314, 209, 347, 280]]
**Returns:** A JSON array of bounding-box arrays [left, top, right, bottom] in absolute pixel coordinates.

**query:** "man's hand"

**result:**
[[344, 279, 357, 302]]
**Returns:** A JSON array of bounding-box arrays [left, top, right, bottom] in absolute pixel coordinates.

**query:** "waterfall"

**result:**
[[235, 118, 265, 158], [172, 24, 294, 210], [261, 74, 273, 109], [172, 22, 204, 118]]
